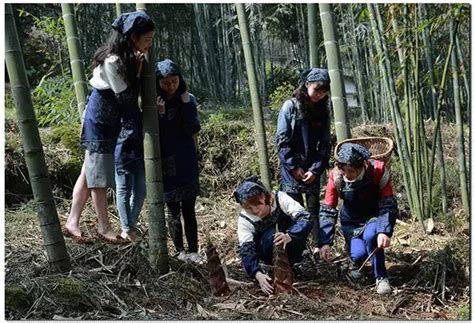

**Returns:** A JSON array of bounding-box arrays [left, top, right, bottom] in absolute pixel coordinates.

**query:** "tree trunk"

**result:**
[[319, 3, 351, 141], [236, 3, 272, 189], [137, 3, 169, 274], [5, 4, 71, 272]]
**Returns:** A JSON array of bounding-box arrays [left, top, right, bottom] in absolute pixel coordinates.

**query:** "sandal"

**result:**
[[62, 226, 92, 244], [96, 233, 130, 245]]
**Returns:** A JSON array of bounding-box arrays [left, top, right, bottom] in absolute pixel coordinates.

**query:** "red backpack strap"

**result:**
[[370, 159, 393, 197]]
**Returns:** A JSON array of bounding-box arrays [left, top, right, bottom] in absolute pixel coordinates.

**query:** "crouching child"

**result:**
[[318, 143, 399, 295], [234, 176, 313, 294]]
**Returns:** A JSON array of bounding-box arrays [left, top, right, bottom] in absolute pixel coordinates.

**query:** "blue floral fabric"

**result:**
[[234, 176, 268, 204], [81, 88, 122, 154], [159, 94, 201, 203], [155, 59, 181, 78], [112, 11, 153, 35], [337, 143, 371, 167], [276, 97, 331, 193], [300, 68, 330, 84]]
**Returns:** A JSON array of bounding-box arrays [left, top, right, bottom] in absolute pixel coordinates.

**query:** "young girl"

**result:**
[[276, 68, 332, 249], [318, 143, 398, 295], [234, 176, 313, 295], [155, 59, 202, 262], [64, 11, 155, 244]]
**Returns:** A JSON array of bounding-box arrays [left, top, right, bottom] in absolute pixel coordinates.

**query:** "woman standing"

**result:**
[[276, 68, 332, 249]]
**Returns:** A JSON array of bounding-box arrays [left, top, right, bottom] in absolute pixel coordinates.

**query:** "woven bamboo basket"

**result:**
[[334, 137, 394, 164]]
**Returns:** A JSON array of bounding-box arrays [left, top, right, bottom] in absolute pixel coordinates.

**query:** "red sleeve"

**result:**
[[323, 170, 339, 208]]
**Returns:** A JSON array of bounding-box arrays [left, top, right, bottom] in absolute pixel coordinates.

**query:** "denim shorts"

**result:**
[[84, 150, 115, 188]]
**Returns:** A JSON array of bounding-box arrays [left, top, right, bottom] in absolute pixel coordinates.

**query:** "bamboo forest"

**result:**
[[4, 2, 471, 321]]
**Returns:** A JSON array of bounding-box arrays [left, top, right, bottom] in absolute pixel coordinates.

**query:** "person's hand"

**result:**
[[180, 91, 190, 103], [303, 171, 317, 184], [255, 271, 273, 295], [291, 167, 305, 181], [273, 232, 292, 248], [157, 96, 165, 115], [319, 244, 332, 262], [135, 52, 145, 77], [377, 233, 391, 249]]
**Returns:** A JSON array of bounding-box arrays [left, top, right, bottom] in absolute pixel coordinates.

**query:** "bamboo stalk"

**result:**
[[236, 3, 272, 190], [5, 4, 71, 272]]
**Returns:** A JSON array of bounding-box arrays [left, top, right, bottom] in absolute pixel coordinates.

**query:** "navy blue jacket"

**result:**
[[276, 97, 331, 194]]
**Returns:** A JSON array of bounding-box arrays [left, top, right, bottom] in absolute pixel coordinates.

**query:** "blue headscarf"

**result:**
[[234, 176, 269, 204], [337, 143, 371, 167], [112, 11, 154, 35], [155, 59, 181, 79], [300, 68, 330, 85]]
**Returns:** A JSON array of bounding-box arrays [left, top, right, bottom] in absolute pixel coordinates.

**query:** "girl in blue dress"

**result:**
[[155, 59, 202, 262]]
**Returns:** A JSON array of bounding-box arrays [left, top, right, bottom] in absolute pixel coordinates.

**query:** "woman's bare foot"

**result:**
[[64, 221, 82, 238], [97, 227, 121, 241]]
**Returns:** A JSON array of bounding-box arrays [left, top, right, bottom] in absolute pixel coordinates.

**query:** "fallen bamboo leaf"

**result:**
[[212, 302, 238, 310]]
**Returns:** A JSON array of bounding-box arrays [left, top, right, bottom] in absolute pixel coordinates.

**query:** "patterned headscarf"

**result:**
[[300, 68, 330, 85], [337, 143, 371, 167], [233, 176, 269, 205], [112, 11, 154, 35], [155, 59, 181, 79]]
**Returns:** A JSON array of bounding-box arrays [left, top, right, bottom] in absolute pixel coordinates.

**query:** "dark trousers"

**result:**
[[286, 192, 320, 246], [349, 222, 387, 278], [166, 197, 198, 253], [257, 227, 306, 265]]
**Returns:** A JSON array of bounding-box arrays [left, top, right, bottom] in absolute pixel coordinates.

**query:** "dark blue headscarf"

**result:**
[[112, 11, 154, 35], [337, 143, 371, 167], [300, 67, 330, 85], [234, 176, 269, 204], [155, 59, 181, 79]]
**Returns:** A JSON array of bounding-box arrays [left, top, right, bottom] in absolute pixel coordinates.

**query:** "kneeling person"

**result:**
[[234, 176, 313, 294]]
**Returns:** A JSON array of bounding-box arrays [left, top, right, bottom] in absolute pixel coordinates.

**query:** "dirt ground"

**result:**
[[4, 195, 470, 321]]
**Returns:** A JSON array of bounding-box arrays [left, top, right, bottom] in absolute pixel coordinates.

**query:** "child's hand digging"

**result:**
[[255, 271, 273, 295]]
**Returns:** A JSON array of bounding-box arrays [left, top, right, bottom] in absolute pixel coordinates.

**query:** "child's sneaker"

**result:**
[[376, 277, 392, 294], [187, 252, 204, 264]]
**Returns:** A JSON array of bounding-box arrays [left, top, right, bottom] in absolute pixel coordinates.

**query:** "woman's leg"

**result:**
[[129, 167, 146, 230], [65, 162, 90, 236], [115, 172, 132, 233], [362, 222, 387, 279], [92, 187, 117, 240], [181, 197, 198, 253], [166, 201, 184, 252]]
